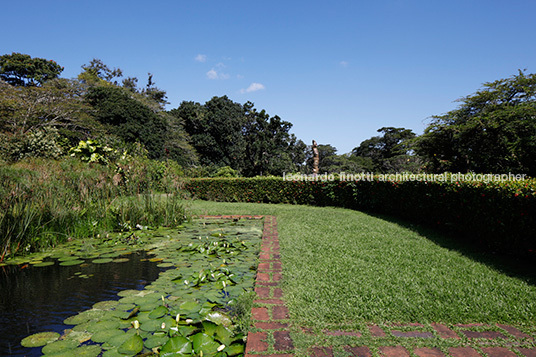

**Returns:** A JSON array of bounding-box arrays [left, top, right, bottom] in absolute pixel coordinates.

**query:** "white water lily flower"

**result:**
[[132, 320, 140, 329], [161, 322, 166, 329], [176, 314, 180, 323], [186, 319, 193, 324], [217, 344, 226, 352]]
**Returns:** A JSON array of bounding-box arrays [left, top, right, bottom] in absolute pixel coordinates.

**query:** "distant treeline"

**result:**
[[1, 52, 535, 176]]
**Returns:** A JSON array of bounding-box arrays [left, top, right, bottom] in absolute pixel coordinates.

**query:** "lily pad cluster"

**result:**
[[20, 218, 263, 356]]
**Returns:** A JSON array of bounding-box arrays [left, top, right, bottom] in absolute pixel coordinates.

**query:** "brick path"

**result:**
[[304, 322, 536, 356], [198, 216, 536, 357]]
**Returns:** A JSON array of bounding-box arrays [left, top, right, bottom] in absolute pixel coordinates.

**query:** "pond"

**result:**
[[0, 251, 163, 356], [0, 218, 263, 356]]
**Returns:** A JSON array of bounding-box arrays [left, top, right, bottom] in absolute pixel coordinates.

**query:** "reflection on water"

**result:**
[[0, 251, 163, 356]]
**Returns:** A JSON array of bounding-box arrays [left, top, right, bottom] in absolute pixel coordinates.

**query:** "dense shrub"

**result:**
[[184, 176, 536, 256]]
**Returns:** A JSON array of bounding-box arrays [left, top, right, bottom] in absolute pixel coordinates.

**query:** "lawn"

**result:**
[[187, 200, 536, 328]]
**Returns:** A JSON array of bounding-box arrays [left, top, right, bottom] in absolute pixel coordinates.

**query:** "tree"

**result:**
[[242, 105, 304, 176], [0, 53, 63, 86], [171, 97, 306, 176], [352, 127, 420, 172], [79, 58, 123, 85], [0, 78, 100, 162], [85, 86, 167, 159], [416, 70, 536, 175], [171, 97, 246, 169]]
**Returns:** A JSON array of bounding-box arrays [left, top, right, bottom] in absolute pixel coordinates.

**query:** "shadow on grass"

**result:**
[[364, 210, 536, 287]]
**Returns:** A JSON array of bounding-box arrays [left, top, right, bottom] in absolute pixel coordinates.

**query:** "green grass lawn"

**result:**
[[187, 200, 536, 328]]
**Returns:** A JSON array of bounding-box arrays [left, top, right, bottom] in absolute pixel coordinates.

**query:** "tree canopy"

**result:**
[[351, 127, 421, 173], [170, 97, 306, 176], [2, 53, 535, 178], [0, 53, 63, 87], [416, 70, 536, 175]]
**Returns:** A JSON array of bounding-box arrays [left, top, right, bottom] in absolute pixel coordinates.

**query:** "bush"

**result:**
[[184, 176, 536, 256]]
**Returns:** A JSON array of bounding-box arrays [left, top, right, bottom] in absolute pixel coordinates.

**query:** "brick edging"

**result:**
[[195, 215, 294, 356]]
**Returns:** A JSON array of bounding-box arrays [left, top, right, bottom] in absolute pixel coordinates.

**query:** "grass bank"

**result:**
[[187, 200, 536, 326], [0, 157, 186, 261]]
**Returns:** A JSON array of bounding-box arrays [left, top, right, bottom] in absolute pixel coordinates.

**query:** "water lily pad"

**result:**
[[59, 260, 84, 266], [64, 309, 106, 325], [105, 331, 129, 347], [87, 320, 120, 333], [63, 330, 92, 344], [225, 343, 245, 356], [91, 329, 124, 343], [178, 299, 201, 314], [92, 258, 113, 264], [118, 333, 144, 356], [160, 336, 192, 356], [41, 339, 79, 355], [149, 305, 168, 319], [93, 300, 119, 310], [157, 262, 175, 268], [117, 289, 140, 297], [191, 332, 221, 355], [112, 258, 129, 263], [204, 311, 232, 327], [33, 261, 55, 267], [144, 334, 169, 349], [58, 255, 79, 262], [101, 348, 124, 357], [72, 344, 101, 357], [21, 331, 60, 347], [139, 319, 162, 332]]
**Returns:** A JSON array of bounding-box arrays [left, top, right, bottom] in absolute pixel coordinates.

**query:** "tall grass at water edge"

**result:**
[[0, 157, 186, 261]]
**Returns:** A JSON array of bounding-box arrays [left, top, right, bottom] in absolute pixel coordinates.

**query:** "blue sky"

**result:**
[[3, 0, 535, 154]]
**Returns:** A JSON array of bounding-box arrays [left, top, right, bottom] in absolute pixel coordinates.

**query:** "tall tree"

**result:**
[[0, 53, 63, 86], [171, 97, 306, 175], [352, 127, 420, 172], [85, 86, 167, 159], [416, 70, 536, 175], [243, 104, 303, 176]]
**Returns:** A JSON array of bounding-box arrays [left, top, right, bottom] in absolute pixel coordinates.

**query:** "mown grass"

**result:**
[[187, 200, 536, 326]]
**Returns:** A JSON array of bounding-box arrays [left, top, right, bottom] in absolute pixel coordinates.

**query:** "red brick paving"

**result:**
[[414, 347, 444, 357], [432, 323, 460, 339], [198, 216, 536, 357], [481, 347, 518, 357], [344, 346, 372, 356], [449, 347, 482, 357], [380, 346, 411, 356], [518, 348, 536, 357]]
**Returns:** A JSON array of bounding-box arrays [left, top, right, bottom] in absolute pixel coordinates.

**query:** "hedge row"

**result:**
[[184, 176, 536, 256]]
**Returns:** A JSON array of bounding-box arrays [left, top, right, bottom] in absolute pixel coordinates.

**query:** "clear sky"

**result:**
[[3, 0, 535, 154]]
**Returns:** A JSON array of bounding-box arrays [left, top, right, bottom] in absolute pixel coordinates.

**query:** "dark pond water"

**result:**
[[0, 252, 163, 356]]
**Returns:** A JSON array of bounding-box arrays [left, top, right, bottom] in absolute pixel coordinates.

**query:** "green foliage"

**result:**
[[0, 157, 186, 261], [170, 97, 305, 176], [69, 139, 114, 164], [85, 86, 168, 159], [0, 52, 63, 86], [416, 70, 536, 175], [0, 127, 64, 162], [213, 166, 238, 178], [352, 127, 421, 173], [185, 176, 536, 256]]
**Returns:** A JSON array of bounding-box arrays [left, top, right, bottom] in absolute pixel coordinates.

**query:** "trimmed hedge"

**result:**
[[184, 176, 536, 256]]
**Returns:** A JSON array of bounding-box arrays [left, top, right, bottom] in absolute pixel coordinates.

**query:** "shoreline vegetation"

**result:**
[[0, 157, 185, 262]]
